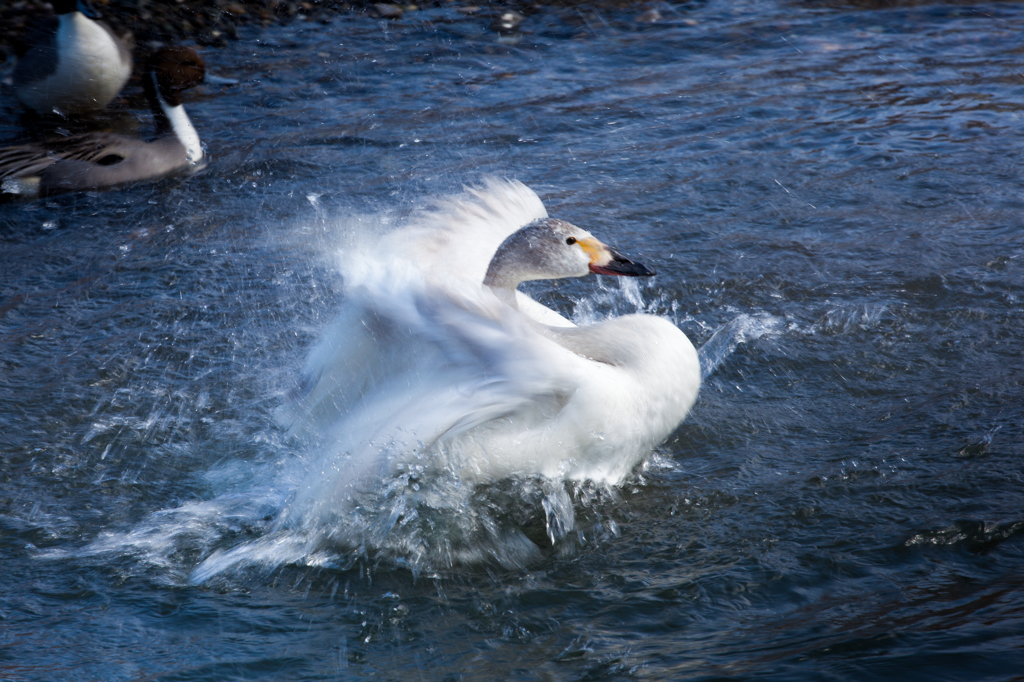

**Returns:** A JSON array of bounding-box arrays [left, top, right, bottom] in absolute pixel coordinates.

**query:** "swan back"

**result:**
[[543, 314, 700, 453]]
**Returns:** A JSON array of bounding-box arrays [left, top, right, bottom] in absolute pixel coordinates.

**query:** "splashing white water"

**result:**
[[698, 313, 785, 379]]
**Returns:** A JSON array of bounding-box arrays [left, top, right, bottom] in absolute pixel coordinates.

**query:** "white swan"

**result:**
[[283, 180, 700, 495], [184, 181, 702, 580]]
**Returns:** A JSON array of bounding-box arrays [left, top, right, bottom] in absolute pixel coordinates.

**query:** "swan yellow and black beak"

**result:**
[[579, 238, 656, 277]]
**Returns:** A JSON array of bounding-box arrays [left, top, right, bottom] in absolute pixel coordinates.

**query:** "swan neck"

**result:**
[[485, 284, 519, 310], [482, 250, 520, 290]]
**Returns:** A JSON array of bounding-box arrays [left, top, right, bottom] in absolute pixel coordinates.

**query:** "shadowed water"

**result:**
[[1, 1, 1023, 679]]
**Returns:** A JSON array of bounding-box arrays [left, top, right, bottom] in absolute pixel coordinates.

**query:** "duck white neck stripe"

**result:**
[[166, 102, 203, 164], [153, 75, 203, 164]]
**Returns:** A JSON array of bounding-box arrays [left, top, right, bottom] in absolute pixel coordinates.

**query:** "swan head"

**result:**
[[483, 218, 654, 290]]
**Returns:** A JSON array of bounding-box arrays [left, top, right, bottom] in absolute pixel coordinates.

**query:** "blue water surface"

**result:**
[[1, 0, 1023, 679]]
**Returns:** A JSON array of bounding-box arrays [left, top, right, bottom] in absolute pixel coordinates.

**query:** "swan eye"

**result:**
[[565, 237, 577, 245]]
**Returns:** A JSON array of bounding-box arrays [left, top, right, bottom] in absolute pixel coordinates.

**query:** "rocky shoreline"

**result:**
[[1, 0, 648, 64]]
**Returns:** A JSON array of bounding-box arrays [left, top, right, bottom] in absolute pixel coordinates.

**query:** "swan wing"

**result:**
[[281, 262, 580, 426], [282, 266, 595, 481], [375, 178, 574, 327], [381, 178, 548, 286]]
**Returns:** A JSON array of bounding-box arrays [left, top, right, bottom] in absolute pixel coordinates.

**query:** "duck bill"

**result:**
[[588, 246, 656, 277]]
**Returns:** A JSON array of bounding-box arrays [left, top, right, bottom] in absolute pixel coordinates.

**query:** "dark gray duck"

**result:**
[[1, 46, 206, 198]]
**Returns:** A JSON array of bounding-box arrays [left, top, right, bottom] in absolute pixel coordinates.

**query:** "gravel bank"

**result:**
[[1, 0, 649, 63]]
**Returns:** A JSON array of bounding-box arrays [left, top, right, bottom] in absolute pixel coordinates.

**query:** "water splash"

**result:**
[[813, 303, 893, 336], [698, 312, 784, 379], [59, 181, 704, 583]]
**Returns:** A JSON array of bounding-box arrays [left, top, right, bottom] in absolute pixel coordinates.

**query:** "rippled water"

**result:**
[[2, 1, 1023, 679]]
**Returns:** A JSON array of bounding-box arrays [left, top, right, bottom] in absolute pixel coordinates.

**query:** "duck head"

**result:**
[[145, 46, 206, 109]]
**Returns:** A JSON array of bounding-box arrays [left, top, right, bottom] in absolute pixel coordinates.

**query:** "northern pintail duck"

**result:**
[[13, 0, 133, 115], [1, 46, 206, 198]]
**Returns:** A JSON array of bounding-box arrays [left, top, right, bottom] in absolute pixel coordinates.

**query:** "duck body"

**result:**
[[13, 1, 133, 115], [1, 134, 193, 197], [1, 46, 204, 198], [283, 180, 700, 492]]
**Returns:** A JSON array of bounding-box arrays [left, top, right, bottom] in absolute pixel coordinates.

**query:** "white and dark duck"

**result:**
[[0, 46, 206, 198], [13, 0, 134, 116]]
